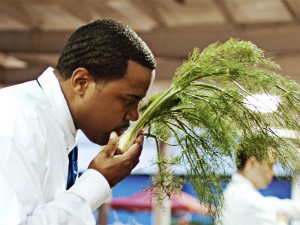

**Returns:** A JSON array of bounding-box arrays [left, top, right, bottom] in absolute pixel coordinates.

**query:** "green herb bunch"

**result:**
[[118, 38, 300, 212]]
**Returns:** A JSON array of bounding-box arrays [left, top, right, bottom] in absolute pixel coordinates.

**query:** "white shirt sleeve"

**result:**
[[266, 196, 300, 220], [0, 137, 111, 225], [247, 196, 300, 225]]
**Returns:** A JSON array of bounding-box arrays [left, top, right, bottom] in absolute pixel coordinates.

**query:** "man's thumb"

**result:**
[[104, 131, 119, 157]]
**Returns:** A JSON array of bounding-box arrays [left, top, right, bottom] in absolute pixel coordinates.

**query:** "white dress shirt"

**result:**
[[216, 174, 300, 225], [0, 67, 111, 225]]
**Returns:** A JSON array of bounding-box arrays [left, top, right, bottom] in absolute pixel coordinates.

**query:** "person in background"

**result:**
[[216, 137, 300, 225], [0, 18, 156, 225]]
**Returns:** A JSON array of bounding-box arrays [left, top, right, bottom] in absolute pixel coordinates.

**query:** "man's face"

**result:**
[[76, 60, 155, 145], [252, 157, 275, 189]]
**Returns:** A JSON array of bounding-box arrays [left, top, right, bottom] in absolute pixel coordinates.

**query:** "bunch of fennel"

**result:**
[[118, 38, 300, 209]]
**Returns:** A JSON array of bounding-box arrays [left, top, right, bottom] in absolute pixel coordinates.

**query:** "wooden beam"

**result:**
[[0, 52, 27, 69], [225, 0, 293, 24], [0, 65, 45, 84], [0, 12, 30, 31], [1, 23, 300, 57], [140, 24, 300, 57], [152, 0, 226, 27], [106, 0, 158, 32], [284, 0, 300, 19]]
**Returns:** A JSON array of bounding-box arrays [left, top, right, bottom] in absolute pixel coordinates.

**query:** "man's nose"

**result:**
[[271, 168, 275, 177], [125, 105, 139, 121]]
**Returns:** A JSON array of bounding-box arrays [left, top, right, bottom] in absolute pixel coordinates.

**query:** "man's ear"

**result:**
[[70, 68, 94, 96], [248, 156, 258, 167]]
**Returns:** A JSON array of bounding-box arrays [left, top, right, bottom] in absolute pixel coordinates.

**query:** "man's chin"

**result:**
[[90, 134, 110, 146], [80, 129, 109, 146]]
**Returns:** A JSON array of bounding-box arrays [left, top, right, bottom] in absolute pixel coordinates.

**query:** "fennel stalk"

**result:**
[[118, 84, 180, 152]]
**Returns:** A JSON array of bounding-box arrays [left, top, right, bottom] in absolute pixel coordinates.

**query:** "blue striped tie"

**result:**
[[66, 146, 78, 190]]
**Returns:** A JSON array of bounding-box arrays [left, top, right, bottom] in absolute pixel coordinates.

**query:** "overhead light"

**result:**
[[243, 93, 280, 113]]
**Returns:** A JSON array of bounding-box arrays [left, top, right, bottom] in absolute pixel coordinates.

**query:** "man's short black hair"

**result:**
[[236, 135, 278, 171], [55, 18, 156, 83]]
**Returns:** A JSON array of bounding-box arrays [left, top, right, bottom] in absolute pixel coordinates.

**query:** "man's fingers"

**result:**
[[134, 131, 144, 146], [122, 133, 144, 167], [90, 131, 145, 187], [103, 131, 119, 157], [126, 132, 144, 156]]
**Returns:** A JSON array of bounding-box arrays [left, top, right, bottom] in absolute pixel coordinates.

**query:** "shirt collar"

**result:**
[[231, 173, 257, 191], [37, 67, 77, 153]]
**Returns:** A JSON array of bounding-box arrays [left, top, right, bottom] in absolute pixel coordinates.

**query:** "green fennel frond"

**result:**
[[119, 38, 300, 214]]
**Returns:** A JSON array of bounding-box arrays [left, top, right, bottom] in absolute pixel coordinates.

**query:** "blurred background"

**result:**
[[1, 0, 300, 224], [1, 0, 300, 88]]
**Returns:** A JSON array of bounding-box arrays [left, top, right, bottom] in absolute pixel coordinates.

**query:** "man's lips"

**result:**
[[115, 124, 130, 134]]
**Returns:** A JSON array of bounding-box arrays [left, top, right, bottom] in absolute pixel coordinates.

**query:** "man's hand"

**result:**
[[277, 214, 288, 225], [88, 131, 143, 188]]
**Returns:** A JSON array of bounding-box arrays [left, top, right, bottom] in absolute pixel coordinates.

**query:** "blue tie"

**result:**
[[66, 146, 78, 190]]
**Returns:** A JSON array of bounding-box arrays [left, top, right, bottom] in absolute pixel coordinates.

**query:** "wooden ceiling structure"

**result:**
[[0, 0, 300, 94]]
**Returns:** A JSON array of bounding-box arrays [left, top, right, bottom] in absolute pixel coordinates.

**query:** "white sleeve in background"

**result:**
[[216, 175, 298, 225], [291, 175, 300, 225], [266, 196, 300, 220]]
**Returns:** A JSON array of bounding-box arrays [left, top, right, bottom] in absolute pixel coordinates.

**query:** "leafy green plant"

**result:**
[[118, 38, 300, 211]]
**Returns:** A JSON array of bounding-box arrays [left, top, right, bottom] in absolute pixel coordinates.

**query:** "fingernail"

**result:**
[[110, 131, 118, 140]]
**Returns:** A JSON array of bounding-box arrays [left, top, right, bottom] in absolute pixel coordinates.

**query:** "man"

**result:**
[[0, 19, 156, 224], [216, 137, 300, 225]]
